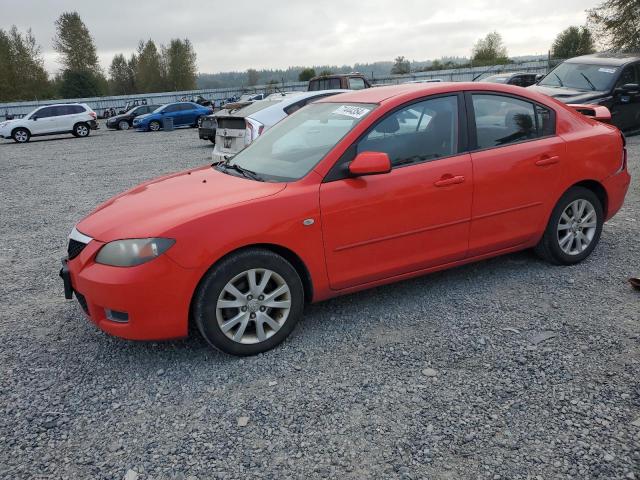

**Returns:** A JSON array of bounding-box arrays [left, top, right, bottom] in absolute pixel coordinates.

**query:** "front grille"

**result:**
[[68, 239, 87, 259], [75, 291, 89, 314], [201, 118, 216, 128]]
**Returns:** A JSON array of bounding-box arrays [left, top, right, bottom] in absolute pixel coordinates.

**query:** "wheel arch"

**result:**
[[11, 126, 30, 137], [187, 243, 315, 335], [569, 179, 608, 218]]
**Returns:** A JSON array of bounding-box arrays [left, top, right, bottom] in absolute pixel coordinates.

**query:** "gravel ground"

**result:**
[[0, 124, 638, 480]]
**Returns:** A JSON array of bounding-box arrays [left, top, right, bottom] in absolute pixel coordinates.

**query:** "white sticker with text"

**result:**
[[598, 67, 616, 74], [332, 105, 371, 119]]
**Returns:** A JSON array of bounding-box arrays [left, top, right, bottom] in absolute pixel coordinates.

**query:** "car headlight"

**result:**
[[95, 238, 175, 267]]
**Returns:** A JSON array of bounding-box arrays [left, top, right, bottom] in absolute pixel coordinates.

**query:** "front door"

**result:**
[[320, 95, 473, 290], [467, 92, 565, 256], [610, 63, 640, 131]]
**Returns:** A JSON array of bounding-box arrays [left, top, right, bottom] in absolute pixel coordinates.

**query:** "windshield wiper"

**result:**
[[580, 72, 597, 90], [213, 160, 264, 182], [553, 73, 564, 87]]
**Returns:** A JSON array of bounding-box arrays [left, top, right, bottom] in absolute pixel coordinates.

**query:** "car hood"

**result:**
[[0, 119, 18, 128], [133, 113, 153, 122], [528, 85, 608, 104], [76, 166, 286, 241], [107, 113, 129, 122]]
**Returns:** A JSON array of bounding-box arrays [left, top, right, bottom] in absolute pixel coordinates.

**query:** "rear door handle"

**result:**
[[434, 175, 465, 187], [535, 155, 560, 166]]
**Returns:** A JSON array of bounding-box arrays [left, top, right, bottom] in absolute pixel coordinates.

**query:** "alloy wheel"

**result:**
[[119, 120, 130, 130], [216, 268, 291, 344], [149, 121, 161, 132], [14, 130, 28, 142], [76, 125, 89, 137], [557, 199, 597, 255]]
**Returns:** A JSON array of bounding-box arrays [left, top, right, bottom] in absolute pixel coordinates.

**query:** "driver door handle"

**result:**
[[434, 175, 465, 187], [535, 155, 560, 166]]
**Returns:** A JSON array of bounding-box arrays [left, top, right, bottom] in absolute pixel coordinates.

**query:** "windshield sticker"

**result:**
[[332, 105, 371, 119], [598, 67, 616, 74]]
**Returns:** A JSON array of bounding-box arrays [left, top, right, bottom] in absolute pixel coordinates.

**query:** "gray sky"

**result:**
[[0, 0, 601, 74]]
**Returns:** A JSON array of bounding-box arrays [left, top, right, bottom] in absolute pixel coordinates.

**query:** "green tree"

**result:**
[[318, 69, 334, 76], [551, 26, 596, 59], [0, 26, 50, 101], [108, 53, 136, 95], [247, 68, 259, 86], [163, 38, 197, 90], [53, 11, 100, 72], [59, 70, 103, 98], [298, 67, 316, 81], [391, 55, 411, 75], [135, 40, 165, 93], [588, 0, 640, 51], [471, 32, 509, 66]]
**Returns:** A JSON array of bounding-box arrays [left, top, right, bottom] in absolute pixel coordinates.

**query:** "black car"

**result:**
[[529, 52, 640, 132], [198, 115, 217, 143], [106, 104, 161, 130], [478, 72, 538, 87]]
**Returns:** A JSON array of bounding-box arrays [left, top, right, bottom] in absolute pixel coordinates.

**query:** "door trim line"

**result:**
[[473, 201, 543, 221], [333, 217, 470, 252]]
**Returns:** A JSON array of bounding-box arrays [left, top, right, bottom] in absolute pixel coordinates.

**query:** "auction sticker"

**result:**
[[598, 67, 616, 74], [332, 105, 371, 119]]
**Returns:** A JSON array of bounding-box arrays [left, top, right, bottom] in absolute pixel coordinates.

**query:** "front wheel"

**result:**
[[149, 120, 161, 132], [118, 120, 130, 130], [534, 186, 603, 265], [193, 249, 304, 356], [12, 128, 30, 143], [73, 122, 90, 138]]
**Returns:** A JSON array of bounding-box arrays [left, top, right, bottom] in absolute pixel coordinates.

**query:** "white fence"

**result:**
[[0, 60, 553, 119]]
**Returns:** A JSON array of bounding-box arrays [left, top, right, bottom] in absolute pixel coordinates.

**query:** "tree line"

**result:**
[[0, 0, 638, 103], [0, 11, 197, 102]]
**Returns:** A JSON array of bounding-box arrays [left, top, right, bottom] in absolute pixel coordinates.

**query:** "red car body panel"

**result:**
[[67, 82, 631, 340]]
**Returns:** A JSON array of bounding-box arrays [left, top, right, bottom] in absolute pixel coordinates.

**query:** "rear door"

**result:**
[[320, 94, 472, 290], [467, 92, 564, 256]]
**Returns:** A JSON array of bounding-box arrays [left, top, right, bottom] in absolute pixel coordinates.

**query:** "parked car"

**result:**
[[405, 78, 444, 84], [132, 102, 213, 131], [119, 99, 148, 115], [308, 73, 371, 91], [106, 104, 162, 130], [478, 72, 538, 87], [208, 90, 347, 162], [61, 82, 630, 356], [0, 103, 97, 143], [529, 52, 640, 132]]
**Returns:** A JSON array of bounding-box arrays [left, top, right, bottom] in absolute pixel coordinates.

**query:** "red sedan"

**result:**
[[60, 83, 631, 356]]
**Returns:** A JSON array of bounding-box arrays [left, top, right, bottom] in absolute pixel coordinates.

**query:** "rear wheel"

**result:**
[[193, 249, 304, 356], [118, 120, 130, 130], [73, 122, 90, 138], [149, 120, 161, 132], [534, 186, 603, 265], [12, 128, 30, 143]]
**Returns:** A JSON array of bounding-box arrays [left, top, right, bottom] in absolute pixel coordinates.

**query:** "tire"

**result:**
[[534, 186, 603, 265], [73, 122, 90, 138], [118, 120, 130, 130], [209, 138, 215, 144], [12, 128, 30, 143], [193, 248, 304, 356], [149, 120, 161, 132]]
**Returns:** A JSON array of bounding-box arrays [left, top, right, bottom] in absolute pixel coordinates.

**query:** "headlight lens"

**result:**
[[95, 238, 175, 267]]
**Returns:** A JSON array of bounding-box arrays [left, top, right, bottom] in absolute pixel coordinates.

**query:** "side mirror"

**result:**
[[31, 115, 38, 121], [348, 151, 392, 177]]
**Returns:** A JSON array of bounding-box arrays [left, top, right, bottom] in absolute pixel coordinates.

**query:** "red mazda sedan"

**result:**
[[61, 83, 630, 356]]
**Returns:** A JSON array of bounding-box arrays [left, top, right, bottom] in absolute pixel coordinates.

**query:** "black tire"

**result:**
[[193, 248, 304, 356], [73, 122, 90, 138], [534, 186, 603, 265], [149, 120, 161, 132], [12, 128, 30, 143], [209, 138, 215, 144]]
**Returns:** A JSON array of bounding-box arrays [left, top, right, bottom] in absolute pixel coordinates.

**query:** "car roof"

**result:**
[[314, 82, 555, 106], [565, 52, 640, 66]]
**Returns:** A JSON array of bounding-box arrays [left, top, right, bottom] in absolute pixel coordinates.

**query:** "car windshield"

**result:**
[[539, 63, 619, 91], [152, 105, 166, 113], [226, 102, 376, 182]]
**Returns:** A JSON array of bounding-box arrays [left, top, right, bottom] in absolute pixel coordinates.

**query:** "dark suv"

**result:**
[[529, 52, 640, 132], [479, 72, 538, 87], [106, 104, 161, 130], [308, 73, 372, 91]]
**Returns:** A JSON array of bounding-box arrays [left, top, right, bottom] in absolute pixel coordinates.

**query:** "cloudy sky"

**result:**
[[0, 0, 601, 74]]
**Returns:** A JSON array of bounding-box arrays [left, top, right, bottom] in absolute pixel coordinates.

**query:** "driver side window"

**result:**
[[357, 96, 458, 168], [616, 65, 639, 87]]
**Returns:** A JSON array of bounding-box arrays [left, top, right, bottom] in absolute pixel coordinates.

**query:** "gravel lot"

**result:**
[[0, 124, 638, 480]]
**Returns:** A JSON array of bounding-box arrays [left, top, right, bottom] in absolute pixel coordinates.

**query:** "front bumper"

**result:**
[[61, 240, 198, 341]]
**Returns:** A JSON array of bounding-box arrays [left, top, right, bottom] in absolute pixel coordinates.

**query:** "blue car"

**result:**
[[132, 102, 213, 131]]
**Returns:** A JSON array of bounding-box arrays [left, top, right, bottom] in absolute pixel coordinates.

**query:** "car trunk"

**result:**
[[215, 117, 247, 156]]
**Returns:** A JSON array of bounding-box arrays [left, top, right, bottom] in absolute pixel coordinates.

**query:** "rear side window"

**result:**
[[348, 77, 366, 90], [472, 94, 554, 149], [358, 95, 459, 167], [309, 78, 342, 90], [67, 105, 85, 114], [164, 104, 180, 113]]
